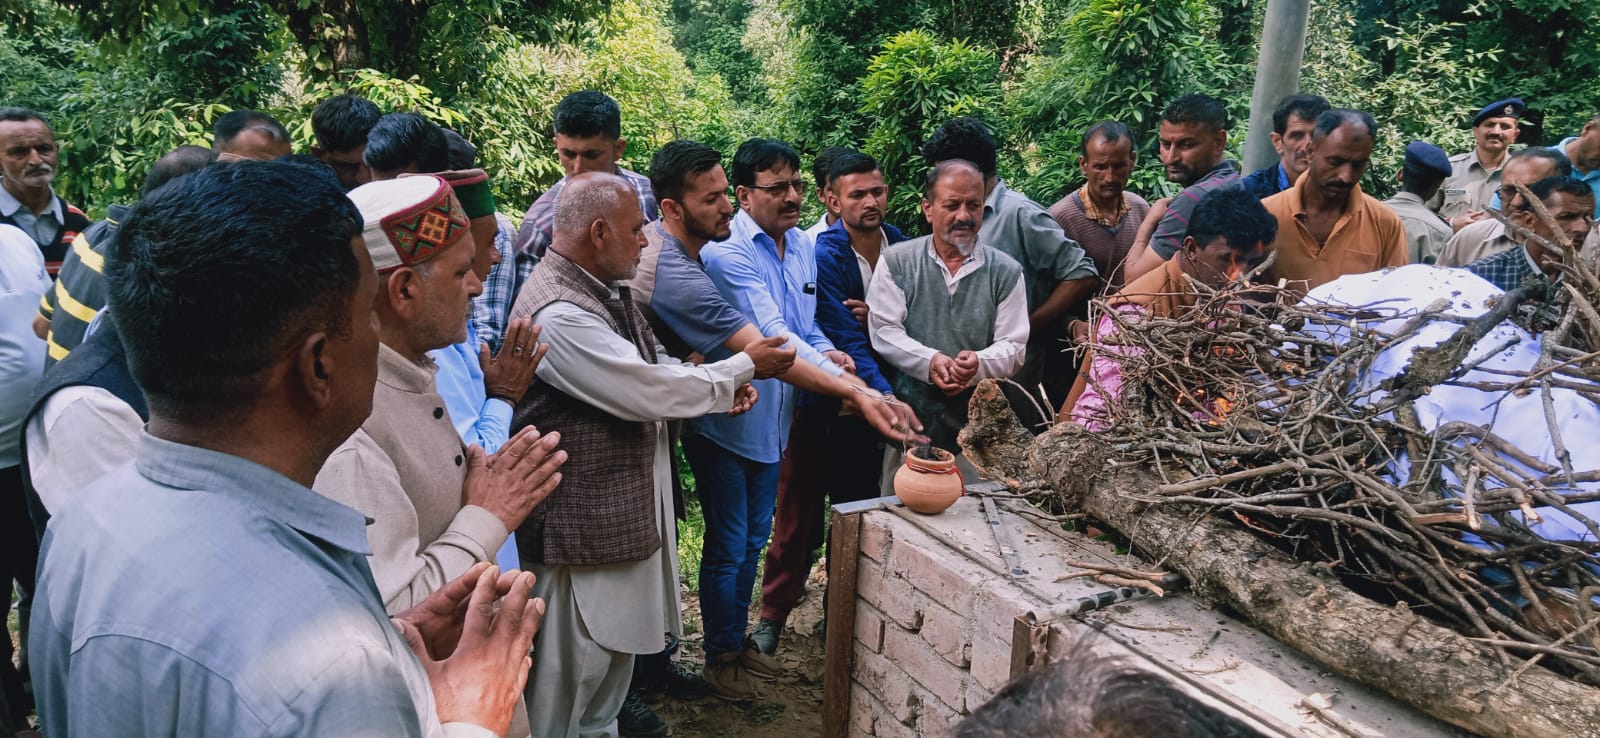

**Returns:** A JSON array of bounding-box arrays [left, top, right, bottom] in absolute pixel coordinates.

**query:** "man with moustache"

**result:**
[[868, 159, 1029, 454], [694, 138, 915, 696], [1121, 94, 1242, 283], [1464, 176, 1595, 291], [509, 172, 780, 738], [752, 149, 908, 660], [1430, 99, 1524, 231], [0, 108, 88, 278], [314, 175, 567, 614], [1437, 147, 1572, 267], [1262, 109, 1408, 292], [1048, 121, 1151, 294], [1240, 94, 1330, 201]]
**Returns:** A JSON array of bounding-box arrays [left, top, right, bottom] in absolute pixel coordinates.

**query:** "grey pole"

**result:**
[[1242, 0, 1312, 174]]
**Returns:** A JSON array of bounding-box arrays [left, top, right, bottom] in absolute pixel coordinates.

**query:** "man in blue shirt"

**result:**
[[1241, 94, 1329, 200], [29, 160, 543, 738], [1552, 112, 1600, 217], [754, 149, 907, 659], [674, 138, 916, 698]]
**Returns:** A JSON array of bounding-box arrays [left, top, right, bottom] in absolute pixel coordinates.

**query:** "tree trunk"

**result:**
[[961, 382, 1600, 738]]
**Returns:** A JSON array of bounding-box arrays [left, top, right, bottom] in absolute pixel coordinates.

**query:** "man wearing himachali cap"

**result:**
[[314, 175, 568, 615]]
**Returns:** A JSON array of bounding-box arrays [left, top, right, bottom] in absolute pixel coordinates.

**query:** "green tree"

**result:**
[[859, 30, 1001, 231]]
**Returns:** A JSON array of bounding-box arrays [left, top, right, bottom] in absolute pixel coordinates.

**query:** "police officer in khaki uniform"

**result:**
[[1429, 98, 1523, 231], [1385, 141, 1453, 264]]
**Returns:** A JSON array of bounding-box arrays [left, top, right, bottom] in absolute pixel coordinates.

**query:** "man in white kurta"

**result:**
[[509, 173, 773, 738]]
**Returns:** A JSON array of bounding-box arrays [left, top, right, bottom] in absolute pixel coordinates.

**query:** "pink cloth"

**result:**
[[1069, 306, 1147, 431]]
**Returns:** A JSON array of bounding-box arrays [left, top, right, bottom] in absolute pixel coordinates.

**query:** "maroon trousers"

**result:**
[[759, 404, 884, 623]]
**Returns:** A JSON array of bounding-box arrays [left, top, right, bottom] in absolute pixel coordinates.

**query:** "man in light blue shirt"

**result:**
[[1552, 114, 1600, 217], [687, 138, 913, 695], [29, 161, 543, 738]]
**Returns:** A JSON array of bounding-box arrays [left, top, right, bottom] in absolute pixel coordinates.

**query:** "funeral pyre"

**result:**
[[1038, 205, 1600, 690]]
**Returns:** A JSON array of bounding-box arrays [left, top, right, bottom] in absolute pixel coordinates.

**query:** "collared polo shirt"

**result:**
[[695, 210, 844, 463], [1262, 178, 1408, 291], [0, 179, 64, 248], [1149, 160, 1243, 259], [30, 434, 491, 737]]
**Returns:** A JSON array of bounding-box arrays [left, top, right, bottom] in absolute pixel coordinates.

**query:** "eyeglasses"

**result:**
[[745, 179, 807, 197]]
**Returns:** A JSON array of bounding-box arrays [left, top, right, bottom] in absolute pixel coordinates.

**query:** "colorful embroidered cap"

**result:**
[[347, 175, 470, 273]]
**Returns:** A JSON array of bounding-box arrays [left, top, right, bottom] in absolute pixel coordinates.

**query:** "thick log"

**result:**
[[960, 383, 1600, 738]]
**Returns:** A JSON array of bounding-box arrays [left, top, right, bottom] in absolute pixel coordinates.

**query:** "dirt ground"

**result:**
[[653, 562, 828, 738]]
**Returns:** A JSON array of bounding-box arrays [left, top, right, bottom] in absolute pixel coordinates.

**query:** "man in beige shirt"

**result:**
[[1436, 147, 1573, 267], [1384, 141, 1453, 264], [314, 175, 567, 613], [1430, 98, 1523, 231], [1262, 109, 1408, 292]]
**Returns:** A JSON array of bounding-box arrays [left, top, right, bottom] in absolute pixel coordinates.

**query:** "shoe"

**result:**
[[617, 690, 670, 737], [741, 637, 783, 681], [750, 617, 782, 656], [703, 652, 758, 701], [660, 658, 715, 699]]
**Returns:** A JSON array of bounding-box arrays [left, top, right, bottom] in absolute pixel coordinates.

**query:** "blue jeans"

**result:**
[[684, 436, 780, 659]]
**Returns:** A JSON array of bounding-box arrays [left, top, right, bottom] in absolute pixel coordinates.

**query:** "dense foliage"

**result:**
[[3, 0, 1597, 219]]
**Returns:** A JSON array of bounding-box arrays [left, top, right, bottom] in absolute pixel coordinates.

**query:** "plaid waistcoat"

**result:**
[[510, 250, 660, 566]]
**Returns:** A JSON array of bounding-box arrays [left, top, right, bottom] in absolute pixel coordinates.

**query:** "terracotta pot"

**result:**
[[894, 446, 964, 514]]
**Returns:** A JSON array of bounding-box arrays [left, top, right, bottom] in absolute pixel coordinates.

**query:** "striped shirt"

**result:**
[[1149, 160, 1242, 260], [38, 205, 128, 366]]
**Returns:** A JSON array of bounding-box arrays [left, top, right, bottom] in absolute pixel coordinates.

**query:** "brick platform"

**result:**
[[829, 495, 1468, 738]]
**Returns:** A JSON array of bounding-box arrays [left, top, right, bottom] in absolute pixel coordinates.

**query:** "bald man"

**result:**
[[508, 173, 788, 738], [868, 160, 1029, 456]]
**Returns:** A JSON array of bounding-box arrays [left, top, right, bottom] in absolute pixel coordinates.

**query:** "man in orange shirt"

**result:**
[[1261, 109, 1407, 292]]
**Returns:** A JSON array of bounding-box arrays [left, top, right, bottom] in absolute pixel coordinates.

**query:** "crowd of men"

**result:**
[[0, 84, 1596, 738]]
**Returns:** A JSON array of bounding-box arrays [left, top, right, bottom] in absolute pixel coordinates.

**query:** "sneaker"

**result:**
[[703, 652, 758, 701], [741, 637, 784, 680], [750, 617, 782, 656], [617, 690, 670, 737]]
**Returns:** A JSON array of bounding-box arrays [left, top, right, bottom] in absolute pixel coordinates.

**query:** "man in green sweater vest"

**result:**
[[867, 160, 1030, 453]]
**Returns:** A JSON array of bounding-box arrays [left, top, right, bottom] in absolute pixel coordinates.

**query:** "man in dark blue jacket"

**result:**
[[755, 150, 909, 657]]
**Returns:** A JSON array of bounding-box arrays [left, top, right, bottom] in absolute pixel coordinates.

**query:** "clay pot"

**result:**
[[894, 446, 964, 514]]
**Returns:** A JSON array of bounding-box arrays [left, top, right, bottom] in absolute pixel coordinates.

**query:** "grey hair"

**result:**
[[955, 637, 1264, 738], [554, 172, 629, 238], [922, 159, 984, 199]]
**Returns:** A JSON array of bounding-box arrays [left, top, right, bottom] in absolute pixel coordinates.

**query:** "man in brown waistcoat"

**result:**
[[509, 172, 787, 738]]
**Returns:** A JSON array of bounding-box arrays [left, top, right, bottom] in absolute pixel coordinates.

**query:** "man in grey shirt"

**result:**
[[29, 161, 543, 738]]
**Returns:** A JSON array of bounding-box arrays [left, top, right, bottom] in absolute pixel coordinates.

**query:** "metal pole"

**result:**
[[1242, 0, 1312, 174]]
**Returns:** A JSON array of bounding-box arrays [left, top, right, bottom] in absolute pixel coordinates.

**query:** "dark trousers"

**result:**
[[1, 465, 36, 731], [759, 406, 884, 624]]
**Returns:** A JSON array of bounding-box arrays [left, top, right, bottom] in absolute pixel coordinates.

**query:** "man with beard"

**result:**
[[693, 138, 915, 697], [1430, 98, 1524, 231], [752, 149, 908, 660], [1240, 94, 1330, 201], [1121, 94, 1242, 283], [868, 159, 1028, 454], [1262, 109, 1407, 292], [0, 108, 88, 278], [1437, 147, 1572, 267]]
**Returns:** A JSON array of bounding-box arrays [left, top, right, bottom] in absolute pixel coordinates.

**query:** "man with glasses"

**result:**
[[691, 138, 915, 697], [1464, 175, 1594, 291], [1436, 148, 1572, 267]]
